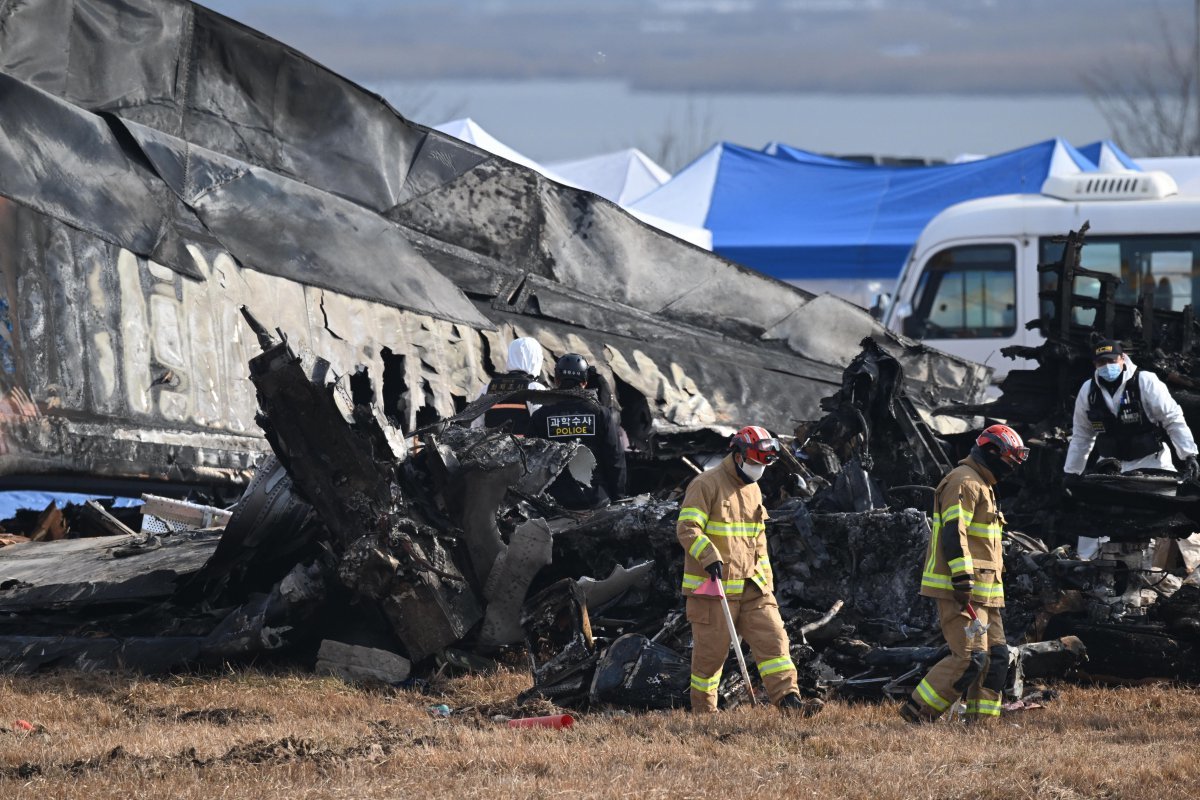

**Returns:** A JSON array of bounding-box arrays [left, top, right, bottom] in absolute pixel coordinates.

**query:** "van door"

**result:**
[[897, 240, 1032, 374]]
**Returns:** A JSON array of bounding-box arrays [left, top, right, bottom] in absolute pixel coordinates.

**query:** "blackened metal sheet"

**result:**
[[478, 304, 842, 433], [119, 118, 491, 329], [0, 532, 221, 613], [0, 0, 424, 211], [0, 0, 948, 360], [0, 73, 490, 329], [0, 73, 168, 258]]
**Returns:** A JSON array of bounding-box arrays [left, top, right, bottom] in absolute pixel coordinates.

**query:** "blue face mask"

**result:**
[[1097, 362, 1122, 382]]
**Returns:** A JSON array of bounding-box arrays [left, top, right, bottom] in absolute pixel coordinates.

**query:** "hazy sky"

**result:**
[[196, 1, 1192, 164]]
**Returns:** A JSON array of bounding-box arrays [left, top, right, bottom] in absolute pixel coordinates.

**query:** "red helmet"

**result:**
[[976, 424, 1029, 467], [729, 425, 783, 465]]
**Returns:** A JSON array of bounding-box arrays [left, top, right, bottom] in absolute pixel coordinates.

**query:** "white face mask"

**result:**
[[739, 461, 767, 482]]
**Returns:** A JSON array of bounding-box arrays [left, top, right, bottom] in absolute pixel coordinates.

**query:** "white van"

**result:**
[[883, 171, 1200, 377]]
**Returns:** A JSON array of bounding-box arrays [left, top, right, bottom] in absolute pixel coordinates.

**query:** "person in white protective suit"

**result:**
[[470, 337, 547, 435], [1064, 338, 1200, 572]]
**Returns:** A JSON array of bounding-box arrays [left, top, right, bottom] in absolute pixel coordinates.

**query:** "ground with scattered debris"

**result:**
[[1, 670, 1196, 799]]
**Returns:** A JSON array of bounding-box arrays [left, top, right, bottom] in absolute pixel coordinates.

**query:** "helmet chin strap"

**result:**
[[971, 444, 1012, 482]]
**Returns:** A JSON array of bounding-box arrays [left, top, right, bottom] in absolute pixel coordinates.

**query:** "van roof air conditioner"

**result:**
[[1041, 171, 1178, 201]]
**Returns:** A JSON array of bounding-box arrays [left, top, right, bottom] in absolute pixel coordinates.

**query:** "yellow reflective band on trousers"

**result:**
[[689, 534, 714, 560], [966, 699, 1002, 717], [681, 573, 746, 594], [678, 507, 709, 527], [690, 671, 721, 692], [916, 678, 951, 712], [757, 656, 795, 677]]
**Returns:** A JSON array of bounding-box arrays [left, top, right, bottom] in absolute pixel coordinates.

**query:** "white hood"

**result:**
[[507, 337, 543, 377]]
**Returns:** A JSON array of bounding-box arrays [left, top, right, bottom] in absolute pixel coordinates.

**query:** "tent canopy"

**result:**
[[1079, 140, 1141, 172], [433, 117, 572, 183], [547, 148, 670, 206], [632, 138, 1094, 282]]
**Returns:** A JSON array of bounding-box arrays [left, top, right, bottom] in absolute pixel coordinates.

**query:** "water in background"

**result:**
[[372, 78, 1113, 168]]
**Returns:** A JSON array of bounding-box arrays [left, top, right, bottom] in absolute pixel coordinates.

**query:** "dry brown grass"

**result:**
[[1, 668, 1197, 799]]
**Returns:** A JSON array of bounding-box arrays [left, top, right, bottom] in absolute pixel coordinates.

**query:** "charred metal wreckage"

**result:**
[[0, 0, 1192, 711]]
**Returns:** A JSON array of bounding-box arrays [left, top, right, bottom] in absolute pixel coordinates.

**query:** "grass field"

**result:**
[[2, 669, 1198, 799]]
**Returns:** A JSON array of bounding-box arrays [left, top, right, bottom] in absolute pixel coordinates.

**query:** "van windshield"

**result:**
[[1040, 234, 1200, 326], [904, 244, 1017, 339]]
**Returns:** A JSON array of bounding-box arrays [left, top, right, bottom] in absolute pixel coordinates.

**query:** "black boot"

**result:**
[[899, 699, 937, 725], [778, 693, 823, 716]]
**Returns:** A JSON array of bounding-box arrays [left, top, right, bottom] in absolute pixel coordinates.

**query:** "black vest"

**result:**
[[483, 371, 535, 432], [1087, 372, 1166, 461]]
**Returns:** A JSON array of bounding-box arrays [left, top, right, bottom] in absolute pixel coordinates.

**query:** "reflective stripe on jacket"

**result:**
[[676, 455, 771, 596], [920, 456, 1005, 608]]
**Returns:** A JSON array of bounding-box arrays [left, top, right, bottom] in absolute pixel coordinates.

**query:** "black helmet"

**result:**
[[555, 353, 589, 386]]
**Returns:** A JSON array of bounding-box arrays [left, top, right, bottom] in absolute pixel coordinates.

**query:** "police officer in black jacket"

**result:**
[[527, 353, 627, 509]]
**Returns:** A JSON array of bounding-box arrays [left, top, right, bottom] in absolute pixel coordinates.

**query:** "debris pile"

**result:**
[[0, 314, 1094, 710], [0, 0, 1195, 714]]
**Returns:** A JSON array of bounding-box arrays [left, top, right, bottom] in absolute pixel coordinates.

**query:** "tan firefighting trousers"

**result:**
[[911, 598, 1007, 722], [687, 584, 798, 712]]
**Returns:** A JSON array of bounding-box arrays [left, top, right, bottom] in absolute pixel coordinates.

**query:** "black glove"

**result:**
[[705, 561, 723, 581], [951, 574, 973, 607], [1185, 455, 1200, 483]]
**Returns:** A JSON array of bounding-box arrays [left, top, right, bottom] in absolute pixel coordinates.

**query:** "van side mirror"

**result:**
[[869, 292, 891, 320]]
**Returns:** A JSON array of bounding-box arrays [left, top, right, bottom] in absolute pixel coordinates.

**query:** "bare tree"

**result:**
[[1085, 1, 1200, 157], [644, 95, 717, 173]]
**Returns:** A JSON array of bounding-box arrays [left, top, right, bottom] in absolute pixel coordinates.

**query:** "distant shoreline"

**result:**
[[370, 78, 1114, 167]]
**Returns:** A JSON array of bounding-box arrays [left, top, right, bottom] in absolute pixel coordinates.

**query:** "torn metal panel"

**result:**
[[246, 334, 481, 661], [521, 578, 596, 701], [0, 531, 221, 614], [432, 426, 578, 588], [760, 293, 991, 425], [576, 562, 655, 615], [200, 562, 327, 661], [0, 636, 202, 675], [315, 640, 413, 685], [183, 454, 317, 604], [478, 518, 554, 648]]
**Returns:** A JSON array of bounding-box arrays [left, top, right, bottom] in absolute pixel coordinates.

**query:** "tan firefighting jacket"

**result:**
[[676, 455, 772, 596], [920, 455, 1005, 608]]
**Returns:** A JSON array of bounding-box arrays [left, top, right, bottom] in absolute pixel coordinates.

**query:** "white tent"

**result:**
[[546, 149, 671, 206], [434, 118, 711, 249], [433, 118, 572, 183], [1136, 157, 1200, 194]]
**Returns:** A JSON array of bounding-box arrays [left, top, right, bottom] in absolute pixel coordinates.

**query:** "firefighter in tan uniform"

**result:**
[[901, 424, 1028, 725], [677, 425, 810, 713]]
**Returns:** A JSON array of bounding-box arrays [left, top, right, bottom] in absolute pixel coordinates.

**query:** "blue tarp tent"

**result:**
[[1079, 140, 1141, 172], [631, 139, 1094, 292]]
